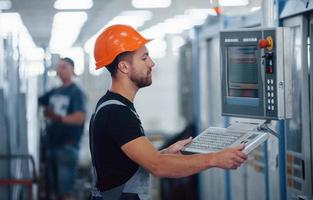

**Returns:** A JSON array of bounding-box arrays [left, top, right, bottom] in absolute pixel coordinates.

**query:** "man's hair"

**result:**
[[106, 51, 133, 77], [61, 57, 75, 69]]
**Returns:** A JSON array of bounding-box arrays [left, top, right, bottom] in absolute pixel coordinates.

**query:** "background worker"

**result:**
[[90, 24, 247, 200], [39, 57, 87, 200]]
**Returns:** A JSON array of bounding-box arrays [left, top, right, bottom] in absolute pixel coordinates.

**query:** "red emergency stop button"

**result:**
[[259, 39, 269, 48], [259, 36, 273, 50]]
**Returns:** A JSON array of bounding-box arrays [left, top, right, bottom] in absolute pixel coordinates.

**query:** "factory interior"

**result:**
[[0, 0, 312, 199]]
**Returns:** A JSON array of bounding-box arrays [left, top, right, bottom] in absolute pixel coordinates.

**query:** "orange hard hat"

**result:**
[[94, 24, 151, 70]]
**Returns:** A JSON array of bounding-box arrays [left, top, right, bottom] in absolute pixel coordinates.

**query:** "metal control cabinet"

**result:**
[[220, 28, 292, 120]]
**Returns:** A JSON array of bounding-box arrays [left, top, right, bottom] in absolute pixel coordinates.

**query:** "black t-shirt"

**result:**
[[38, 83, 86, 148], [90, 91, 145, 191]]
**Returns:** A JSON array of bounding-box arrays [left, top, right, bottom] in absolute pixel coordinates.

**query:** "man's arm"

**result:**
[[122, 136, 247, 178], [43, 107, 85, 125], [62, 111, 85, 125], [160, 137, 192, 154]]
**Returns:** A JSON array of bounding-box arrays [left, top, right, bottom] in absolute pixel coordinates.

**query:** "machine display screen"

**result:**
[[227, 46, 259, 98]]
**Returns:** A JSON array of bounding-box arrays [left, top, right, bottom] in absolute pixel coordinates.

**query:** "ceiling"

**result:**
[[5, 0, 261, 48]]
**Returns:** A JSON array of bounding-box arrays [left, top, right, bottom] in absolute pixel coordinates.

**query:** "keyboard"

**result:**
[[182, 127, 269, 154]]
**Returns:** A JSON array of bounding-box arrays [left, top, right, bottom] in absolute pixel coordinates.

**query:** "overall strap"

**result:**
[[94, 100, 126, 115], [95, 99, 140, 120]]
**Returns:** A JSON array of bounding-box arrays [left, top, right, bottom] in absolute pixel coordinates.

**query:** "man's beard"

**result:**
[[130, 73, 152, 88]]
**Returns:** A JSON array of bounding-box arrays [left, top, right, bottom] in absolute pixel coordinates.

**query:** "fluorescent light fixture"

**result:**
[[185, 9, 217, 17], [132, 0, 171, 8], [49, 12, 88, 53], [54, 0, 93, 10], [120, 10, 153, 21], [84, 34, 96, 53], [146, 39, 167, 59], [58, 47, 85, 76], [141, 9, 217, 39], [141, 26, 165, 39], [24, 47, 44, 61], [106, 16, 145, 28], [250, 6, 261, 12], [26, 62, 45, 76], [52, 11, 88, 24], [0, 0, 12, 10], [0, 12, 36, 51], [0, 12, 21, 35], [171, 35, 185, 55], [218, 0, 248, 6], [105, 10, 152, 30]]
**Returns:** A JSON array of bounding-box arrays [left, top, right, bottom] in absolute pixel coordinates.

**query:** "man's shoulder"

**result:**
[[96, 96, 132, 117], [65, 83, 86, 99], [70, 83, 85, 93]]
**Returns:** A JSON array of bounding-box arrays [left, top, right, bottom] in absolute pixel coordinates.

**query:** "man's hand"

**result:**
[[162, 137, 193, 154], [212, 144, 247, 169], [44, 107, 62, 123]]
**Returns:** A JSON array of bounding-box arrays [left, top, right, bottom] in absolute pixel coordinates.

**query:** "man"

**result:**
[[39, 57, 86, 200], [90, 24, 247, 200]]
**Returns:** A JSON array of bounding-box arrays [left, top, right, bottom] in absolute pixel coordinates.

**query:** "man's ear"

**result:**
[[117, 61, 129, 74]]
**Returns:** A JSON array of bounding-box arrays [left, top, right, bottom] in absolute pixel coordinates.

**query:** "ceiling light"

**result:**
[[0, 12, 36, 50], [132, 0, 171, 8], [24, 48, 44, 61], [54, 0, 93, 10], [106, 16, 145, 29], [146, 39, 167, 58], [218, 0, 248, 6], [120, 10, 153, 21], [250, 6, 261, 12], [84, 35, 96, 53], [141, 26, 165, 39], [171, 36, 185, 55], [185, 9, 217, 17], [0, 0, 12, 10], [49, 12, 88, 53], [105, 10, 153, 29]]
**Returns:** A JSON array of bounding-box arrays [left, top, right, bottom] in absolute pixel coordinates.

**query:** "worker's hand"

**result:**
[[44, 107, 62, 123], [212, 144, 247, 169], [163, 137, 193, 154]]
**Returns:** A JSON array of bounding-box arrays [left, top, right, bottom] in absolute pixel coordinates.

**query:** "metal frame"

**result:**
[[283, 14, 312, 198], [308, 13, 313, 197], [276, 27, 292, 119]]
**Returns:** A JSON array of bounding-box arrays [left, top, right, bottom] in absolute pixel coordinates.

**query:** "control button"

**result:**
[[271, 86, 274, 91], [268, 99, 271, 104], [266, 66, 273, 74], [267, 79, 270, 84], [271, 99, 274, 104], [271, 92, 274, 97], [267, 92, 271, 97], [268, 105, 271, 110], [272, 106, 275, 110], [259, 39, 270, 48], [271, 79, 274, 84], [267, 86, 270, 90]]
